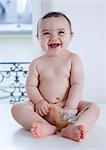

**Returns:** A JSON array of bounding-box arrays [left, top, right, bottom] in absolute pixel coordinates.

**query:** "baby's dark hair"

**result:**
[[37, 12, 73, 36]]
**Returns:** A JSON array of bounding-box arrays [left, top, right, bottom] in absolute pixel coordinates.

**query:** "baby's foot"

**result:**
[[61, 125, 86, 142], [31, 122, 57, 138]]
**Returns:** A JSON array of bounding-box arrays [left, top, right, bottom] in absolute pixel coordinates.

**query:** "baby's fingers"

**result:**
[[41, 107, 49, 116], [38, 109, 45, 116]]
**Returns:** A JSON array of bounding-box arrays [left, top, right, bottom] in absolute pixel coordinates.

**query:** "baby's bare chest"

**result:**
[[39, 61, 71, 79]]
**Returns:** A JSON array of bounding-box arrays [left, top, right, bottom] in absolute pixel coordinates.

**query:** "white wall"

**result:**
[[0, 34, 34, 62], [33, 0, 106, 103]]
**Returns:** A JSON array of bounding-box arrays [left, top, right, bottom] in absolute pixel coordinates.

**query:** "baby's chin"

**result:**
[[45, 49, 65, 56]]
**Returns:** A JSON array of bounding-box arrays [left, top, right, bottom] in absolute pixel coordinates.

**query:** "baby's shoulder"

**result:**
[[28, 56, 45, 71], [67, 51, 81, 62], [31, 55, 45, 65]]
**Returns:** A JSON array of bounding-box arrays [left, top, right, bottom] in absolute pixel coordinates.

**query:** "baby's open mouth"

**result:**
[[48, 43, 61, 48]]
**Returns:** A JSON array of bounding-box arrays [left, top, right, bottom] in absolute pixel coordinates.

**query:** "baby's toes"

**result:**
[[81, 131, 85, 139], [74, 130, 81, 141], [31, 128, 38, 138]]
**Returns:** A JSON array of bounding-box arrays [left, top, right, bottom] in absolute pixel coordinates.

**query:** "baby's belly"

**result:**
[[39, 79, 69, 103]]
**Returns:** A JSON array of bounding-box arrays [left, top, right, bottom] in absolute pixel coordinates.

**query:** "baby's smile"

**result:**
[[48, 43, 61, 48]]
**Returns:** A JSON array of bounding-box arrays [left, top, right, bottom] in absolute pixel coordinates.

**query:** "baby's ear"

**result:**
[[36, 34, 39, 39], [71, 32, 74, 38], [69, 32, 74, 40]]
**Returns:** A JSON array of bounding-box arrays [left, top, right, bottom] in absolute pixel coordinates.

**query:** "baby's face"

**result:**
[[37, 16, 72, 56]]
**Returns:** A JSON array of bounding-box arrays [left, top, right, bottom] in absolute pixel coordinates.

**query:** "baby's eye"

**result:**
[[43, 32, 50, 35], [58, 31, 65, 35]]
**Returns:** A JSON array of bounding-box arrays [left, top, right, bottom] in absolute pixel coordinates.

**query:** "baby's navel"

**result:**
[[56, 97, 60, 100]]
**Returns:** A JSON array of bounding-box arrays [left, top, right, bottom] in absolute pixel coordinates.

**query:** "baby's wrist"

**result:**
[[35, 99, 44, 105], [64, 101, 78, 110]]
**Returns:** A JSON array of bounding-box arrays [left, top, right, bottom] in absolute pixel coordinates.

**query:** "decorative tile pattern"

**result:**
[[0, 62, 30, 104]]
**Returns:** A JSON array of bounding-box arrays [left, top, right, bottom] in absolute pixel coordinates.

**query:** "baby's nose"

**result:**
[[50, 34, 58, 41]]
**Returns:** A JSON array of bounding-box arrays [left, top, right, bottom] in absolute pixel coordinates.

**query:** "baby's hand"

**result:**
[[35, 100, 49, 116]]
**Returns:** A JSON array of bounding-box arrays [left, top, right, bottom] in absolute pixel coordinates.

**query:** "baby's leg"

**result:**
[[61, 101, 100, 142], [11, 101, 57, 138]]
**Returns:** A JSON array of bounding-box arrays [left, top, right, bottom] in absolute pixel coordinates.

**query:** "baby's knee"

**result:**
[[90, 102, 101, 117], [11, 101, 34, 117], [11, 103, 23, 117]]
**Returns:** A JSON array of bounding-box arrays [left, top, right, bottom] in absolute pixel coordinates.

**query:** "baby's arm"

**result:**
[[26, 60, 49, 116], [65, 54, 84, 110]]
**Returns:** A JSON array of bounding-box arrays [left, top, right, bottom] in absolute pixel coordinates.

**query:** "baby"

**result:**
[[11, 12, 100, 142]]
